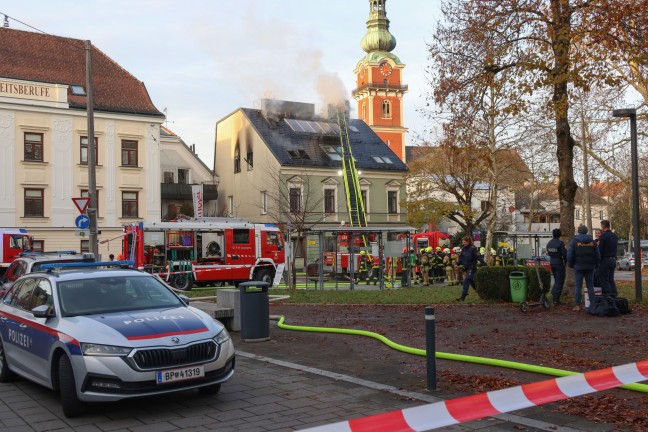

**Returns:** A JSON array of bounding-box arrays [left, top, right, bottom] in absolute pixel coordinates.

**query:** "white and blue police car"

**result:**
[[0, 261, 235, 417]]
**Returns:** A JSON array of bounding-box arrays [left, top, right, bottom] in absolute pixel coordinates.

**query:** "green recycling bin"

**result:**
[[509, 271, 528, 303]]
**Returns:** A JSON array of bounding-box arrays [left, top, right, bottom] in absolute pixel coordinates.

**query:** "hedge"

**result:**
[[474, 265, 552, 302]]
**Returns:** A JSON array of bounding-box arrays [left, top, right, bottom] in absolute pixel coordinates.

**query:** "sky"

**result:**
[[3, 0, 442, 167]]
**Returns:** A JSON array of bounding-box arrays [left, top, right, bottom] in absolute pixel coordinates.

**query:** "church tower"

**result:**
[[353, 0, 407, 162]]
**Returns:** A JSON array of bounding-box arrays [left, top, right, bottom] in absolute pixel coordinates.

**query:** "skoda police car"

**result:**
[[0, 261, 235, 417]]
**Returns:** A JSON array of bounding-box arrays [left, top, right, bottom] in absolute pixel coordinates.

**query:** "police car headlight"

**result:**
[[81, 343, 132, 356], [213, 329, 230, 345]]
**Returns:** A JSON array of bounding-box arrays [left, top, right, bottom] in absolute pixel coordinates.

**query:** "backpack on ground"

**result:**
[[588, 295, 620, 317], [611, 296, 632, 315]]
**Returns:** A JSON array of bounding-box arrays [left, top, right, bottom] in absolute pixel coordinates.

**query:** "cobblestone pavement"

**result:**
[[0, 350, 617, 432]]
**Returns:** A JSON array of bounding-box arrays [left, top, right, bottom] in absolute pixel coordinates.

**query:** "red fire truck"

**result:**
[[0, 228, 32, 277], [412, 231, 453, 253], [122, 221, 285, 290]]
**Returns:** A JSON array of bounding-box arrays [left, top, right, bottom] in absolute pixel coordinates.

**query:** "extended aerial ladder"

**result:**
[[337, 108, 368, 247]]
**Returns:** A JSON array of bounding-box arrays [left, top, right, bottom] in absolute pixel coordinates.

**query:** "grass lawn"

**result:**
[[183, 279, 646, 305]]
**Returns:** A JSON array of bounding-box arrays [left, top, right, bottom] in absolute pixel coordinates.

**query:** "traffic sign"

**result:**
[[72, 197, 91, 214], [75, 229, 89, 237], [75, 214, 90, 229]]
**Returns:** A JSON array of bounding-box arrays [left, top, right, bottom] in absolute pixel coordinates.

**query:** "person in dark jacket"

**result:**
[[567, 225, 601, 311], [456, 236, 487, 301], [597, 220, 618, 297], [546, 228, 567, 306]]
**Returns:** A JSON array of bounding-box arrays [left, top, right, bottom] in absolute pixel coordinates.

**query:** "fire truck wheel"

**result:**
[[255, 269, 273, 284], [172, 274, 193, 291]]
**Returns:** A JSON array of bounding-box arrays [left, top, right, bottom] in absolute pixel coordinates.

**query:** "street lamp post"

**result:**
[[612, 108, 642, 302]]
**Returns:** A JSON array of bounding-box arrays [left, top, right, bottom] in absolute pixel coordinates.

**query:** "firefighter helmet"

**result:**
[[453, 247, 460, 253], [508, 246, 514, 252], [436, 246, 441, 251], [479, 247, 485, 254], [443, 248, 450, 253], [360, 250, 366, 255], [491, 248, 497, 255], [426, 246, 433, 253]]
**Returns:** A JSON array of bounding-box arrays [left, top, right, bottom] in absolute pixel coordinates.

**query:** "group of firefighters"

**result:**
[[353, 245, 516, 287]]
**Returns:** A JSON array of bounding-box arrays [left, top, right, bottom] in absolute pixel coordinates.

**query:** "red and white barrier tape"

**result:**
[[302, 359, 648, 432]]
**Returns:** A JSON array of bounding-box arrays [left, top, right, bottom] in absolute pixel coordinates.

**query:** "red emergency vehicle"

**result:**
[[0, 228, 32, 277], [122, 221, 285, 290], [412, 231, 453, 253]]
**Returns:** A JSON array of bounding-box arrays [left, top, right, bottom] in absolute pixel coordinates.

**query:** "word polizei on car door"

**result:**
[[0, 261, 235, 417]]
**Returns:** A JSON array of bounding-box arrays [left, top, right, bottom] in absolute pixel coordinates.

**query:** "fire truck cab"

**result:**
[[412, 231, 452, 253], [123, 221, 284, 290], [0, 228, 32, 277]]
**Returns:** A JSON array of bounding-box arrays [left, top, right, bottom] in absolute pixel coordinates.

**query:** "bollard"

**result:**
[[425, 306, 437, 390]]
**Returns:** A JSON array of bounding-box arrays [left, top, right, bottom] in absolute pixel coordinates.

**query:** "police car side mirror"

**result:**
[[32, 305, 54, 319], [178, 294, 190, 305]]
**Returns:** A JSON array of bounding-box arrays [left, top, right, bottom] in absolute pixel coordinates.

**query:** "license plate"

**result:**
[[156, 365, 204, 384]]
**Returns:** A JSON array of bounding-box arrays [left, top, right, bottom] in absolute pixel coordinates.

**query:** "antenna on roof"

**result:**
[[163, 107, 174, 129], [3, 15, 9, 28]]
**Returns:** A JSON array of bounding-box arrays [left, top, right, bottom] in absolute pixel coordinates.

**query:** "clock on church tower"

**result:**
[[352, 0, 408, 163]]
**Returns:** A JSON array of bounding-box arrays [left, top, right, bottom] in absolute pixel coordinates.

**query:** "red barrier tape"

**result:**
[[302, 359, 648, 431]]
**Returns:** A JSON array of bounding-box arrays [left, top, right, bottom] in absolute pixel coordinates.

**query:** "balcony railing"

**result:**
[[352, 83, 409, 97], [161, 183, 218, 200]]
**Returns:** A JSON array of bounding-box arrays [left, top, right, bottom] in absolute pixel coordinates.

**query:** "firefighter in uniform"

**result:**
[[434, 247, 445, 283], [419, 246, 431, 285], [357, 250, 370, 283], [453, 247, 464, 284], [409, 248, 418, 285], [369, 253, 381, 285], [493, 248, 502, 266], [443, 248, 456, 286]]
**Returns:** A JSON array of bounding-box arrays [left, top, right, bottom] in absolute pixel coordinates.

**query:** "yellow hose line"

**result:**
[[276, 316, 648, 393]]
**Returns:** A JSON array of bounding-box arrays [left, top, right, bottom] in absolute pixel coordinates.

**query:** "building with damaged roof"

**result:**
[[214, 99, 408, 233]]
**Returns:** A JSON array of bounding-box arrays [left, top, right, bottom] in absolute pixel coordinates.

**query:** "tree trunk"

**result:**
[[552, 0, 578, 299]]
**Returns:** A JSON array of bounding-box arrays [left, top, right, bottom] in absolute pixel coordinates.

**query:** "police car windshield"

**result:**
[[58, 276, 183, 316]]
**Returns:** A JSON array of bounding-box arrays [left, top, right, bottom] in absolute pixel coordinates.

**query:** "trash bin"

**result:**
[[509, 271, 528, 303], [239, 281, 270, 342]]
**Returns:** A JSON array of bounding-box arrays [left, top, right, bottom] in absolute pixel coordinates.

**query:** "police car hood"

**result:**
[[72, 306, 215, 345]]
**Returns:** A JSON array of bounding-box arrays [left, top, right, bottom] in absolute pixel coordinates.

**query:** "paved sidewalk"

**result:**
[[0, 351, 615, 431]]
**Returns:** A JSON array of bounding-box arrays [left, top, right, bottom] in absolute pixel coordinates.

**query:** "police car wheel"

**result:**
[[198, 383, 221, 395], [58, 355, 86, 417], [173, 274, 193, 291], [255, 269, 273, 284], [0, 339, 15, 383]]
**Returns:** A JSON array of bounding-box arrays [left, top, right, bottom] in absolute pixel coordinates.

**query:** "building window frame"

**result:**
[[387, 189, 399, 215], [234, 144, 241, 173], [261, 191, 268, 215], [24, 132, 44, 162], [80, 136, 98, 165], [228, 196, 234, 217], [324, 188, 336, 215], [381, 99, 391, 118], [31, 240, 44, 252], [121, 191, 138, 218], [121, 139, 138, 167], [178, 169, 189, 184], [24, 188, 44, 217]]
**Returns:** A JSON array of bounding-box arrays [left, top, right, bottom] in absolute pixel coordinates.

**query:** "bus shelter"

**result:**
[[306, 226, 415, 290], [493, 231, 554, 264]]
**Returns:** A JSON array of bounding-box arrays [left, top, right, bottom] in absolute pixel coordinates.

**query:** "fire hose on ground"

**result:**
[[272, 315, 648, 394]]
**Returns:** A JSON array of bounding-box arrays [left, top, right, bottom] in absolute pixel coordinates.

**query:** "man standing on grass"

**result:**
[[546, 228, 567, 306], [598, 220, 618, 297], [567, 225, 600, 312]]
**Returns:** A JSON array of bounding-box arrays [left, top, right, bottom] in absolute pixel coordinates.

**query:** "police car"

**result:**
[[0, 261, 235, 417]]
